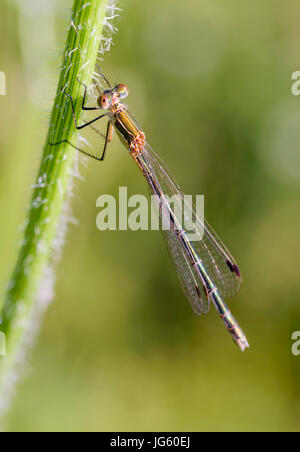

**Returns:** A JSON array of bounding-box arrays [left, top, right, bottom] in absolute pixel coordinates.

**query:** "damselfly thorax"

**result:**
[[99, 88, 147, 169]]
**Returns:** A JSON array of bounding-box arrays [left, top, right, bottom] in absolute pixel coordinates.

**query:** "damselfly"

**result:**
[[51, 70, 249, 351]]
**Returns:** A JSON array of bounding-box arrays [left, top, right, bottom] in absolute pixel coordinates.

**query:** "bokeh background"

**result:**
[[0, 0, 300, 432]]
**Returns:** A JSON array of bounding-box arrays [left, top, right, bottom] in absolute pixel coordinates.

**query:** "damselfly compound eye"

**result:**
[[98, 94, 111, 109], [116, 84, 129, 99]]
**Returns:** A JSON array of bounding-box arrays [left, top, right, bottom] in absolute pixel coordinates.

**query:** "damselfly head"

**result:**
[[97, 92, 113, 109], [116, 84, 129, 99]]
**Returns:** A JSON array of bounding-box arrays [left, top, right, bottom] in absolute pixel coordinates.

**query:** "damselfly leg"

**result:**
[[76, 78, 102, 112], [60, 86, 106, 130], [50, 80, 113, 161]]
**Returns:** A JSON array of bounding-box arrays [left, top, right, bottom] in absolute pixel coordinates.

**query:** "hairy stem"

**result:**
[[0, 0, 113, 412]]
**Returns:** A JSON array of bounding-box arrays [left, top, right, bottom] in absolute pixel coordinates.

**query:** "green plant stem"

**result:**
[[0, 0, 109, 403]]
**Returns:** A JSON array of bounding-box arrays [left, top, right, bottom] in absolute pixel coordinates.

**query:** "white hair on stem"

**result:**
[[0, 0, 120, 423]]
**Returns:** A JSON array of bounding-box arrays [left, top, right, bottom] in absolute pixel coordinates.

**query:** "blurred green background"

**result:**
[[0, 0, 300, 432]]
